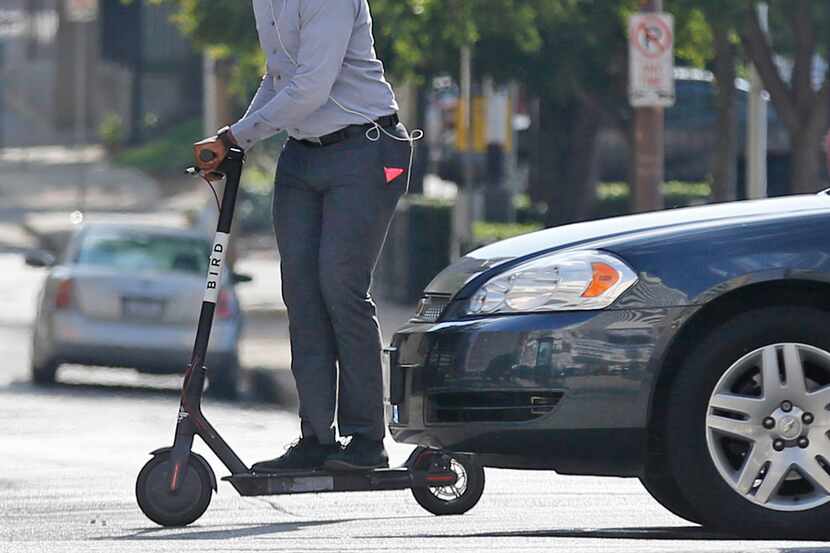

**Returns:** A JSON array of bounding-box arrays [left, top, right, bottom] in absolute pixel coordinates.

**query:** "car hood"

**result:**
[[426, 193, 830, 296]]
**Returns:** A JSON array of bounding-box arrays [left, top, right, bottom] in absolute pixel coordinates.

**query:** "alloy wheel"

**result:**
[[706, 343, 830, 511], [429, 458, 469, 501]]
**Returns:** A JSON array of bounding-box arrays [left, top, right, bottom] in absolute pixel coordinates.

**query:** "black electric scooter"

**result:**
[[135, 147, 485, 527]]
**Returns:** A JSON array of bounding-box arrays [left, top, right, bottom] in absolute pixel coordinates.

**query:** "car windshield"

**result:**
[[75, 230, 210, 275]]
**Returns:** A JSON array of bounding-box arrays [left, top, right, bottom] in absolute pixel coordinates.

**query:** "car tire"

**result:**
[[31, 357, 59, 385], [639, 468, 703, 524], [29, 322, 60, 386], [665, 306, 830, 539], [30, 335, 59, 385], [208, 354, 240, 400]]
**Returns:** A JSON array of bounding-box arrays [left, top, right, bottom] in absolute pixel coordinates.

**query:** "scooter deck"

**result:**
[[224, 467, 458, 497]]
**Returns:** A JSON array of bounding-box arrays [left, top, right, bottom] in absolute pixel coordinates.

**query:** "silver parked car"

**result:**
[[26, 224, 247, 397]]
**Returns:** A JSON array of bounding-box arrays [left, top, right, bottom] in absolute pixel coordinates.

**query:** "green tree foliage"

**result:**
[[741, 0, 830, 193], [160, 1, 754, 222], [669, 0, 743, 202], [472, 1, 640, 224], [673, 0, 830, 195]]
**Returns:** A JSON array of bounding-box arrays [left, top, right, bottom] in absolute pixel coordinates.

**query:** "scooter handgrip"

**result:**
[[199, 150, 217, 163]]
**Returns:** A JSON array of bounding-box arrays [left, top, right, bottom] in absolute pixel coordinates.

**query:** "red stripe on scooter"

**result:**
[[170, 464, 181, 491], [425, 475, 456, 483]]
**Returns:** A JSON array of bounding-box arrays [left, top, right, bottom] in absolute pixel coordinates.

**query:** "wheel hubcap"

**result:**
[[706, 343, 830, 511], [428, 458, 468, 502]]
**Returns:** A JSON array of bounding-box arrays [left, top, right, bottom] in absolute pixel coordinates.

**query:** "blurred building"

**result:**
[[0, 0, 62, 147], [0, 0, 201, 148]]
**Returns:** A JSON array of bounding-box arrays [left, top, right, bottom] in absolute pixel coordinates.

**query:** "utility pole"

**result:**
[[66, 0, 99, 213], [452, 44, 475, 258], [632, 0, 666, 213], [0, 41, 5, 152], [746, 2, 768, 199], [75, 19, 86, 148], [461, 45, 473, 193], [129, 0, 143, 144], [203, 53, 218, 137]]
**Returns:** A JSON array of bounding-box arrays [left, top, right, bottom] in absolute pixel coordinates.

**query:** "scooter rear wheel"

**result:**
[[411, 453, 485, 516], [136, 451, 213, 527]]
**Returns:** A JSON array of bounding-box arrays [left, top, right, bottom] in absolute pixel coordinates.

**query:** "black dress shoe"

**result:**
[[323, 435, 389, 472], [251, 436, 341, 473]]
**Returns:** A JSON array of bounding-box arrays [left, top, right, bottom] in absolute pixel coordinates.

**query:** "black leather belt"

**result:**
[[295, 113, 399, 147]]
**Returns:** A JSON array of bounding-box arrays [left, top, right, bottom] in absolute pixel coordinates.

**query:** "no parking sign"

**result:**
[[629, 13, 675, 108], [66, 0, 97, 23]]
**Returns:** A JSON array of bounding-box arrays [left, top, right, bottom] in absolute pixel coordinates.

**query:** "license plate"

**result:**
[[122, 298, 165, 321]]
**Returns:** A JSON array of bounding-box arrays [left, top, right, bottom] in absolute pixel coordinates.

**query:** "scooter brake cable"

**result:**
[[197, 172, 222, 212]]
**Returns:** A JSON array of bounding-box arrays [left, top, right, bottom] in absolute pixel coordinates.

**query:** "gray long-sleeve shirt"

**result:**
[[230, 0, 399, 146]]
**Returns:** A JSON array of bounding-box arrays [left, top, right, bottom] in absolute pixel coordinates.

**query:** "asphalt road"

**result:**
[[2, 252, 830, 552]]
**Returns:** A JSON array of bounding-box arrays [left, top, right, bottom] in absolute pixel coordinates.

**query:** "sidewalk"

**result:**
[[0, 145, 169, 252], [0, 146, 160, 212]]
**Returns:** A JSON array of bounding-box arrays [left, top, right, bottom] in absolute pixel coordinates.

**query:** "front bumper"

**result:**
[[388, 307, 681, 476]]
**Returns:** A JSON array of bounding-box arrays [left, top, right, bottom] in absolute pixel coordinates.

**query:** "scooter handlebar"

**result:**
[[187, 146, 245, 178], [199, 150, 217, 163]]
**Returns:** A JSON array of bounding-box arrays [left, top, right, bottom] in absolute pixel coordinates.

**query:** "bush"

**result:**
[[237, 153, 279, 233], [113, 119, 203, 175], [512, 182, 711, 226], [473, 221, 543, 245], [514, 194, 548, 225], [592, 181, 711, 219], [98, 113, 126, 152]]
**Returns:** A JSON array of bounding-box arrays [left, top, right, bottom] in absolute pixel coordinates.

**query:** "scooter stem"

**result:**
[[169, 147, 247, 492]]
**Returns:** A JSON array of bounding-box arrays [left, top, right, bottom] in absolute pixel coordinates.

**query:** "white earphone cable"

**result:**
[[270, 0, 423, 191]]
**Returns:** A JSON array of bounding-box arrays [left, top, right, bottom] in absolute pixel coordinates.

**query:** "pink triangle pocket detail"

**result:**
[[384, 167, 405, 183]]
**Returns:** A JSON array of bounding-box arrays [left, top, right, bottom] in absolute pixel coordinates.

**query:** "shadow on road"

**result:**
[[405, 526, 830, 545], [102, 520, 345, 541], [106, 515, 431, 541]]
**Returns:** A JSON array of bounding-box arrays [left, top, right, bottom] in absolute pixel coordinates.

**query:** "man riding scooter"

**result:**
[[193, 0, 413, 473]]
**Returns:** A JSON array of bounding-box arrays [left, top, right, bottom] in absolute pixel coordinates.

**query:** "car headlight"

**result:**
[[466, 250, 637, 315]]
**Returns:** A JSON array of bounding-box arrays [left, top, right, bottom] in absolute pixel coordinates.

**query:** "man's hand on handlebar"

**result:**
[[193, 136, 227, 180], [194, 127, 240, 178]]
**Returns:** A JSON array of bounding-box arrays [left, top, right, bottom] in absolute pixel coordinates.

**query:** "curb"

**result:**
[[243, 366, 298, 406]]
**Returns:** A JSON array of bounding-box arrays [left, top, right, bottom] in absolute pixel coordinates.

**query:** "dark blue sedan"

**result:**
[[389, 192, 830, 538]]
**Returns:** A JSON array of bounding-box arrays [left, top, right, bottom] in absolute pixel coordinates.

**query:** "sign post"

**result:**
[[629, 12, 675, 107], [66, 0, 97, 23], [66, 0, 97, 212], [629, 2, 673, 213], [746, 3, 768, 199]]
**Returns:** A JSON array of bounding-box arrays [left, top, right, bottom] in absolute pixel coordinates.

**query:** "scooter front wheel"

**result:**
[[136, 450, 213, 527], [411, 453, 485, 516]]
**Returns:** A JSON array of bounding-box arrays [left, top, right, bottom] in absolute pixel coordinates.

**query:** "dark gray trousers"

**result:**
[[273, 123, 410, 444]]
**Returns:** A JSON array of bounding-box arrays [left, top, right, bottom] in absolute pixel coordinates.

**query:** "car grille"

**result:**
[[427, 391, 564, 423], [411, 294, 451, 323]]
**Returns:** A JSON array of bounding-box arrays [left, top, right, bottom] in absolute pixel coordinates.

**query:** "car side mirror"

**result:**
[[24, 251, 56, 268], [232, 272, 253, 284]]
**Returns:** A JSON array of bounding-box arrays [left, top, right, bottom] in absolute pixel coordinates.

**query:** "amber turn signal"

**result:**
[[582, 262, 620, 298]]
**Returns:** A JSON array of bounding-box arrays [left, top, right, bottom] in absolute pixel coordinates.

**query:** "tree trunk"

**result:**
[[741, 1, 829, 195], [528, 98, 559, 204], [790, 111, 828, 194], [710, 24, 738, 202], [544, 96, 601, 227]]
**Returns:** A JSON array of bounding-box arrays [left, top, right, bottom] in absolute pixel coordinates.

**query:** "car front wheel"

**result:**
[[665, 306, 830, 539]]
